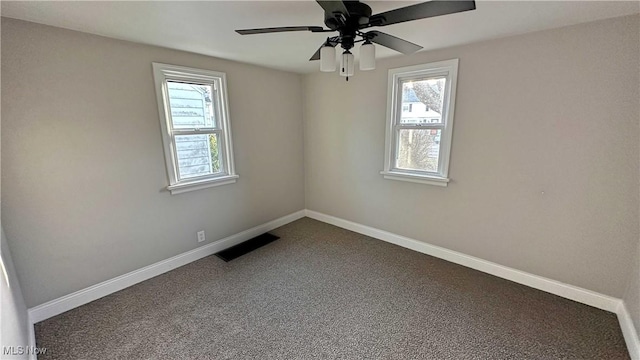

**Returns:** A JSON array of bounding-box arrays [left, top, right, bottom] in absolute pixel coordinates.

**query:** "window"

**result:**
[[153, 63, 237, 194], [381, 59, 459, 187]]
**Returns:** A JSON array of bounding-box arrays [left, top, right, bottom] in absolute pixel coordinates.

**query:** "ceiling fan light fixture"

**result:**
[[340, 50, 354, 77], [360, 41, 375, 71], [320, 43, 336, 72]]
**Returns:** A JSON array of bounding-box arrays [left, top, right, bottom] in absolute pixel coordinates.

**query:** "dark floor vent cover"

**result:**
[[215, 233, 280, 262]]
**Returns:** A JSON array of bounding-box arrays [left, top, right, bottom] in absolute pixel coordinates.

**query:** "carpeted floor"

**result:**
[[35, 218, 630, 359]]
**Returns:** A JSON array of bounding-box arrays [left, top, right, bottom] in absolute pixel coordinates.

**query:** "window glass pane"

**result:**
[[175, 134, 221, 179], [208, 133, 221, 174], [396, 129, 441, 172], [167, 81, 215, 129], [400, 77, 446, 125]]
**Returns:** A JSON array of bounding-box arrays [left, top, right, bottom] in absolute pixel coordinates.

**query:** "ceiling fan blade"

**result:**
[[366, 31, 423, 54], [368, 1, 476, 27], [236, 26, 325, 35], [309, 40, 338, 61], [316, 1, 349, 16]]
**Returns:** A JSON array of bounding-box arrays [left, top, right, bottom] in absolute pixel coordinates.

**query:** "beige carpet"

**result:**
[[35, 218, 630, 359]]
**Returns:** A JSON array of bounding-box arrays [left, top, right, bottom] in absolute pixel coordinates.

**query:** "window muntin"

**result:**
[[382, 59, 459, 186], [153, 63, 237, 194]]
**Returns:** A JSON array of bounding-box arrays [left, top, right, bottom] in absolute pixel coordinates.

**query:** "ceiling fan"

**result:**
[[236, 0, 476, 80]]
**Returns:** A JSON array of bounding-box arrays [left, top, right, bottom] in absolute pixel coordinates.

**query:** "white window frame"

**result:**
[[381, 59, 459, 187], [153, 63, 238, 195]]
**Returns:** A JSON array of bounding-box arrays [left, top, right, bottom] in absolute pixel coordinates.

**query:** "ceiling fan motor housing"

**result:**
[[324, 1, 372, 50]]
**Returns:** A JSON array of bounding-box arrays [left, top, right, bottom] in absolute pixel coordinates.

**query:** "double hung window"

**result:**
[[153, 63, 237, 194], [382, 59, 459, 186]]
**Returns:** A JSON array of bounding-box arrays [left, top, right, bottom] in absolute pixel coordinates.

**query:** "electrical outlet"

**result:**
[[197, 230, 206, 243]]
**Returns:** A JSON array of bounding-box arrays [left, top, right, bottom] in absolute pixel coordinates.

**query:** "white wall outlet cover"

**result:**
[[197, 231, 206, 242]]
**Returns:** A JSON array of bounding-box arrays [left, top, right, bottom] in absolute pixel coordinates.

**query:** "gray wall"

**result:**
[[303, 15, 640, 298], [1, 18, 305, 308], [1, 21, 30, 352], [1, 227, 30, 359]]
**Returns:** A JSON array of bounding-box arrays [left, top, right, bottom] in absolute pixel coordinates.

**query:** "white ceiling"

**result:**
[[2, 1, 638, 73]]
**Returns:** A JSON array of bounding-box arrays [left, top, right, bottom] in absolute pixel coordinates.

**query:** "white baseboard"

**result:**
[[618, 301, 640, 359], [27, 210, 306, 324], [304, 210, 621, 312]]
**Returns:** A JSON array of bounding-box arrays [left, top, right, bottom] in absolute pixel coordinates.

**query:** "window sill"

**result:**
[[167, 174, 239, 195], [380, 171, 449, 187]]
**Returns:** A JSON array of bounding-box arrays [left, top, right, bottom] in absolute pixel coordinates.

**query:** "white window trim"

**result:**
[[381, 59, 459, 187], [152, 63, 237, 195]]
